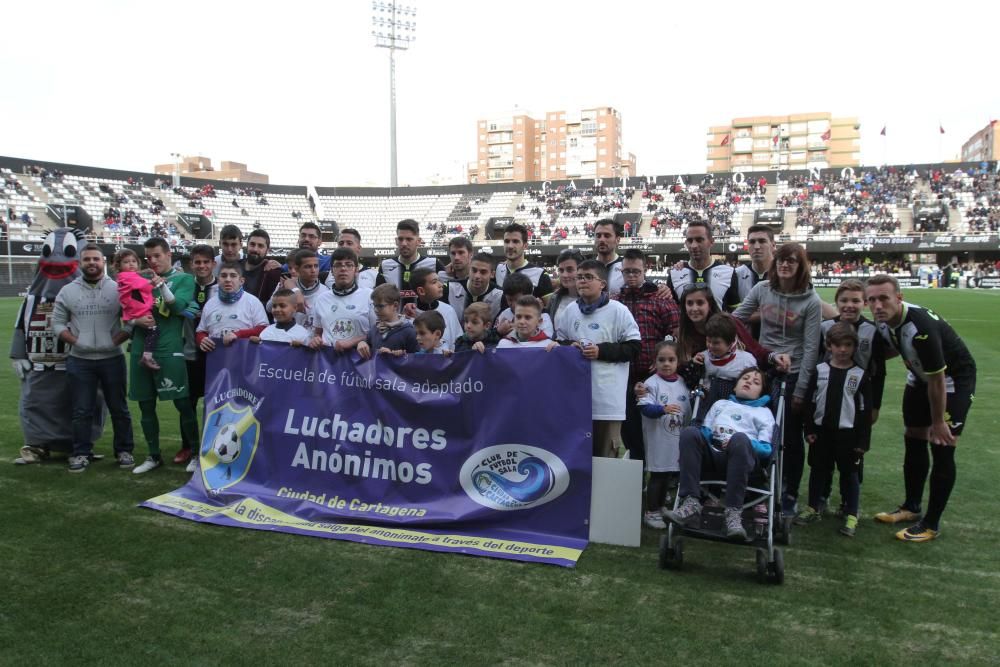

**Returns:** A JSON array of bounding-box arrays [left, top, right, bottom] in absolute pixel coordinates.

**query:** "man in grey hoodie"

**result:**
[[52, 244, 135, 473]]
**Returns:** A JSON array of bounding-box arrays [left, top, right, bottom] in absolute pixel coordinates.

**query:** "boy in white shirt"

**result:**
[[267, 249, 329, 329], [554, 259, 641, 458], [497, 296, 558, 350], [495, 273, 554, 338], [410, 267, 461, 352], [310, 248, 375, 352], [252, 289, 312, 346], [196, 262, 269, 352]]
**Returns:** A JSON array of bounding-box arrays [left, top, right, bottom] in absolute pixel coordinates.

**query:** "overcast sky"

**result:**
[[4, 0, 998, 186]]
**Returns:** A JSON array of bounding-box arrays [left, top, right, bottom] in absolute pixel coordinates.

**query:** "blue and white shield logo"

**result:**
[[199, 403, 260, 492]]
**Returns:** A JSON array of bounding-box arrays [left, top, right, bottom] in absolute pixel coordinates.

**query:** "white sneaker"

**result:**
[[185, 458, 197, 474], [644, 511, 667, 529], [132, 458, 163, 475]]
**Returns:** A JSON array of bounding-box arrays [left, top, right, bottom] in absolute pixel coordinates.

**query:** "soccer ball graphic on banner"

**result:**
[[213, 424, 242, 464]]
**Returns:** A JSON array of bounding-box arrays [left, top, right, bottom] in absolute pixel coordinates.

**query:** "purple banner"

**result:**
[[142, 341, 593, 567]]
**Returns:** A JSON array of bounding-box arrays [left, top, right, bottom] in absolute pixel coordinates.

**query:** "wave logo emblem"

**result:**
[[199, 402, 261, 492], [460, 445, 570, 511]]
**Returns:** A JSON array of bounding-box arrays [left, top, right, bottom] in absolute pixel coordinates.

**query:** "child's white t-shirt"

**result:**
[[555, 299, 641, 420], [196, 293, 268, 337], [497, 335, 552, 349], [312, 287, 375, 346], [260, 322, 313, 345], [496, 308, 554, 338], [703, 349, 758, 382], [639, 374, 691, 472]]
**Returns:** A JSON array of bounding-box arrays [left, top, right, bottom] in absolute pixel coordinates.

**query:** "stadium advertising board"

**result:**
[[753, 209, 786, 226], [143, 342, 593, 567]]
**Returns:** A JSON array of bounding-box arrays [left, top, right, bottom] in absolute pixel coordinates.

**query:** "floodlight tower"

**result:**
[[371, 1, 417, 188]]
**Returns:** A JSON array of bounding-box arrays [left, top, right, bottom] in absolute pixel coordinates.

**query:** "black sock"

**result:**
[[923, 445, 956, 530], [903, 437, 929, 513]]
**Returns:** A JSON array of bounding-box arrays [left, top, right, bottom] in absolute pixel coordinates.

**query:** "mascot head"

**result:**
[[30, 228, 88, 300]]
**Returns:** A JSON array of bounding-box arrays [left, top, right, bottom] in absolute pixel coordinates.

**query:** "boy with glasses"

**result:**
[[555, 260, 641, 458], [310, 248, 375, 353], [358, 284, 418, 359]]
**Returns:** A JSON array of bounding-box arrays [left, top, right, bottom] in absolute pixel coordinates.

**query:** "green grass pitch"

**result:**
[[0, 290, 998, 665]]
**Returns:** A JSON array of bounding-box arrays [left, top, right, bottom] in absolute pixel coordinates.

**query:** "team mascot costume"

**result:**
[[10, 227, 105, 463]]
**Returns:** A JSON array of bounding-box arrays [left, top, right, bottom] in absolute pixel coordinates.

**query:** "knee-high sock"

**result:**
[[924, 445, 956, 530], [903, 437, 929, 512]]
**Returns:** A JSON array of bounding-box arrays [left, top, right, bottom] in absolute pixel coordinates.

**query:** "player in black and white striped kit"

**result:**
[[376, 219, 446, 306], [494, 223, 554, 301], [666, 220, 740, 311], [866, 275, 977, 543]]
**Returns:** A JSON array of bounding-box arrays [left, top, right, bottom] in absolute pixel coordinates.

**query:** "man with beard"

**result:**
[[593, 219, 625, 298], [241, 228, 281, 309], [495, 222, 553, 301], [440, 236, 474, 319], [52, 244, 135, 472], [376, 219, 446, 307], [666, 220, 740, 311], [286, 222, 331, 284]]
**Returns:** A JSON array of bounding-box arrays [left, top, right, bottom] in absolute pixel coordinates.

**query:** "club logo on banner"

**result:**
[[200, 402, 261, 492], [142, 342, 593, 567], [459, 444, 570, 511]]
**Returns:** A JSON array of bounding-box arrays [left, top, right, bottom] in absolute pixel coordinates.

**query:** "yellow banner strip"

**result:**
[[145, 493, 582, 562]]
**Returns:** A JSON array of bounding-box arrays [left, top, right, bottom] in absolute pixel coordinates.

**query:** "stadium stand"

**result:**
[[3, 156, 998, 256]]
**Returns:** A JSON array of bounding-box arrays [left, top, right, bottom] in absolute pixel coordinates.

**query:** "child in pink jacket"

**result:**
[[113, 249, 174, 370]]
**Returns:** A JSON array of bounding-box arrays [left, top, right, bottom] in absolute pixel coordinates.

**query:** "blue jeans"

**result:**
[[67, 355, 134, 457]]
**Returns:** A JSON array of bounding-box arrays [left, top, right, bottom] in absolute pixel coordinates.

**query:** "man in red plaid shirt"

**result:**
[[616, 248, 680, 462]]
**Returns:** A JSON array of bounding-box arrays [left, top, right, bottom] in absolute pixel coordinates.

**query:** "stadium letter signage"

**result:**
[[144, 342, 593, 567]]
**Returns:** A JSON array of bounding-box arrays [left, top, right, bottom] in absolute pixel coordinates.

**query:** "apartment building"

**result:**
[[706, 113, 860, 173], [470, 106, 636, 184]]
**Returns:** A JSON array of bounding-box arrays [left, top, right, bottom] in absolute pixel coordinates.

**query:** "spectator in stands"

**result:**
[[495, 222, 553, 301], [335, 228, 377, 289], [242, 228, 282, 310]]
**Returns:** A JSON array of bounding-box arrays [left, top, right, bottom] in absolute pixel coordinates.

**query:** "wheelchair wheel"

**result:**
[[659, 534, 683, 570], [768, 548, 785, 585], [755, 548, 768, 584], [777, 516, 793, 546]]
